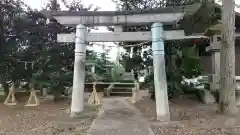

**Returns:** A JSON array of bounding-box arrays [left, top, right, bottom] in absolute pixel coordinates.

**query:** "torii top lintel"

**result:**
[[42, 6, 189, 27]]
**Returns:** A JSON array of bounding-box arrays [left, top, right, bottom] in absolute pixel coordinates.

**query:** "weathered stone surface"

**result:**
[[203, 90, 216, 104]]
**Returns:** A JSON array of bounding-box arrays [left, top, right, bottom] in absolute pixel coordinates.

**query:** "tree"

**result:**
[[111, 64, 125, 81], [219, 0, 237, 114], [0, 0, 30, 95], [0, 1, 4, 87], [0, 0, 95, 99], [86, 48, 116, 82]]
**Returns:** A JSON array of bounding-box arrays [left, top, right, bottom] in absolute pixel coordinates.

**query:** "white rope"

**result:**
[[75, 36, 151, 48], [24, 62, 27, 70], [85, 41, 150, 70], [16, 57, 41, 64], [91, 41, 151, 48], [14, 40, 149, 71], [31, 63, 34, 69]]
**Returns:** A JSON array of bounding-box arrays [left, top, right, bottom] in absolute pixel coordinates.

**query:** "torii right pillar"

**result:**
[[151, 23, 170, 121]]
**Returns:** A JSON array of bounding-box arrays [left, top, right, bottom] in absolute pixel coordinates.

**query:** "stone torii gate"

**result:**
[[43, 6, 206, 121]]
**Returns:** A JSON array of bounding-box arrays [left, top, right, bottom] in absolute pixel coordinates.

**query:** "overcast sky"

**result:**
[[23, 0, 116, 11]]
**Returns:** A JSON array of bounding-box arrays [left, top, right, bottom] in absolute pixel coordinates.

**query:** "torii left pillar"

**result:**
[[151, 23, 170, 121], [71, 24, 87, 117]]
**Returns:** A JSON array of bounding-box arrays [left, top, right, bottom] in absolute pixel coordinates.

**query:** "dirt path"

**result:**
[[87, 97, 154, 135]]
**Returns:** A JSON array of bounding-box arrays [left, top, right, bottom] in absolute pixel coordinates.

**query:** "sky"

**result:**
[[23, 0, 116, 11]]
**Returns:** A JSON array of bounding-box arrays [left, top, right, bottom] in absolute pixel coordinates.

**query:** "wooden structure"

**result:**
[[25, 84, 40, 107], [43, 2, 206, 120], [88, 82, 101, 105], [4, 83, 17, 106], [4, 82, 39, 107]]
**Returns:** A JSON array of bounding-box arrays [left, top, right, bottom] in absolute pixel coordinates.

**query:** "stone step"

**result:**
[[112, 87, 133, 90], [104, 87, 133, 92], [110, 92, 132, 97], [114, 84, 135, 87], [112, 89, 132, 93]]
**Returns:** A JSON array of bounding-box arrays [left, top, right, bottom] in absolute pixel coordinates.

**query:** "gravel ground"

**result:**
[[0, 99, 100, 135], [151, 124, 240, 135], [133, 96, 240, 135]]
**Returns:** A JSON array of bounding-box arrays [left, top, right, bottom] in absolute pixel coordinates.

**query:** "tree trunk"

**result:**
[[0, 3, 6, 97], [0, 3, 3, 54], [219, 0, 237, 115], [2, 82, 9, 97]]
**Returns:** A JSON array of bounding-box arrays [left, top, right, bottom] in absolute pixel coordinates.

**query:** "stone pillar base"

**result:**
[[70, 111, 81, 118], [209, 74, 220, 91], [203, 90, 216, 104], [157, 114, 170, 122]]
